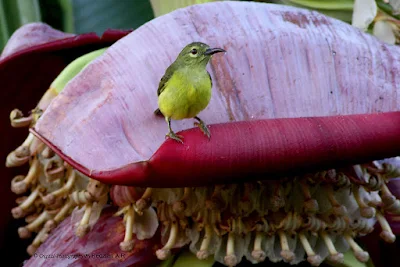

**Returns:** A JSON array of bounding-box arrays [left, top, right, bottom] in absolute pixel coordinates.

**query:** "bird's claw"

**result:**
[[194, 121, 211, 140], [166, 132, 184, 143]]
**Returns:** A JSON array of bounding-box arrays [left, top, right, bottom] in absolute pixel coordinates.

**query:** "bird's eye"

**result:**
[[191, 48, 198, 55]]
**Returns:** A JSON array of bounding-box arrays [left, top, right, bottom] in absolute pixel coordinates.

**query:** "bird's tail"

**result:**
[[154, 108, 163, 117]]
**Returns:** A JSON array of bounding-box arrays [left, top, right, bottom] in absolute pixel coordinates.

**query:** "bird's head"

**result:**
[[175, 42, 225, 67]]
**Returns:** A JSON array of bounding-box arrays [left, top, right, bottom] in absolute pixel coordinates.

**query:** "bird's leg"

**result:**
[[194, 116, 211, 139], [165, 117, 184, 143]]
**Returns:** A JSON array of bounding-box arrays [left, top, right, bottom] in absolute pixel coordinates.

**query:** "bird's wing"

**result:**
[[157, 65, 175, 96]]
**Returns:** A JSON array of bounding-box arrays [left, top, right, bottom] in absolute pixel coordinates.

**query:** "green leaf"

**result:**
[[172, 251, 214, 267], [0, 0, 41, 51], [157, 256, 175, 267], [71, 0, 154, 35], [0, 1, 10, 50], [51, 48, 107, 93], [377, 0, 400, 20], [150, 0, 215, 17], [269, 0, 355, 23], [39, 0, 74, 33], [280, 0, 354, 10], [15, 0, 41, 24], [59, 0, 74, 33]]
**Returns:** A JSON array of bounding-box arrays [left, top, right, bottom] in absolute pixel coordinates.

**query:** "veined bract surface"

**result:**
[[3, 2, 400, 267]]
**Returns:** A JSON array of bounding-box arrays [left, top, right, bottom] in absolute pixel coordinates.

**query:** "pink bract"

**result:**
[[33, 2, 400, 186]]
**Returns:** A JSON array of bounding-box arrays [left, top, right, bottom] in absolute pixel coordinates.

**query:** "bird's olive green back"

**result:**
[[157, 64, 176, 96]]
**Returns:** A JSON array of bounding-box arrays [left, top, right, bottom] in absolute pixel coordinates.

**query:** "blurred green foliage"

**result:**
[[266, 0, 354, 23], [39, 0, 74, 33], [150, 0, 214, 17], [40, 0, 154, 35], [71, 0, 153, 34], [0, 0, 154, 51], [0, 0, 41, 51]]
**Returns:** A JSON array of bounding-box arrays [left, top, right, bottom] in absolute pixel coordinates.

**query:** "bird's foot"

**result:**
[[166, 131, 184, 143], [194, 121, 211, 140]]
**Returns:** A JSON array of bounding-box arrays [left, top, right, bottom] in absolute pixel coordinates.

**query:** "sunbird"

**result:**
[[155, 42, 225, 143]]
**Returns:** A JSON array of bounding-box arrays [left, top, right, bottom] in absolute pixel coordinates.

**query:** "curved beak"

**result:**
[[204, 47, 226, 56]]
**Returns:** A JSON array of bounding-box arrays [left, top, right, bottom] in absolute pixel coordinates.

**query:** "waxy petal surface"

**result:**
[[34, 2, 400, 185]]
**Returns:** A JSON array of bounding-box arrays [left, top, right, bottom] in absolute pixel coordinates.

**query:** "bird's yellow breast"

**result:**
[[158, 68, 212, 120]]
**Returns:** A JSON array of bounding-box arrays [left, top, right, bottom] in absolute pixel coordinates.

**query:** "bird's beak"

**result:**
[[204, 47, 226, 56]]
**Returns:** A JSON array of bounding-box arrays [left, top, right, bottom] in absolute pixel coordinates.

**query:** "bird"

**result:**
[[154, 42, 225, 143]]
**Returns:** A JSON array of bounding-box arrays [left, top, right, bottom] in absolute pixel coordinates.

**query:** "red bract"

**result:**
[[32, 2, 400, 187], [0, 23, 129, 264], [34, 112, 400, 187]]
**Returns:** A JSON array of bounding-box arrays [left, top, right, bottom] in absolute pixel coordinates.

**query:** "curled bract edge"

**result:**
[[31, 111, 400, 187]]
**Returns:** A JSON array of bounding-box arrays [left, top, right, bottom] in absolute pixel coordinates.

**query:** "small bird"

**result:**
[[155, 42, 225, 143]]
